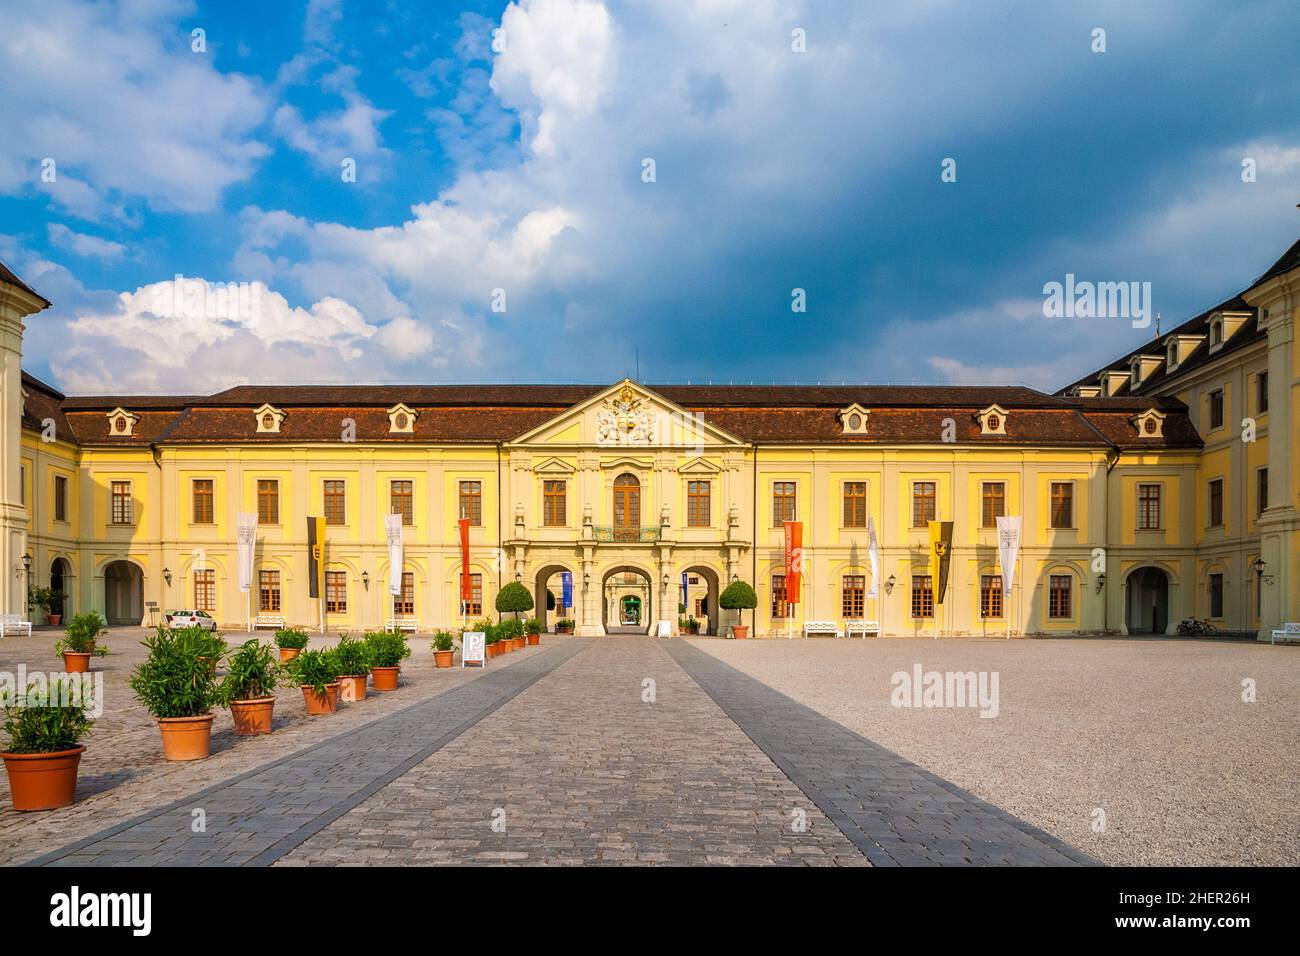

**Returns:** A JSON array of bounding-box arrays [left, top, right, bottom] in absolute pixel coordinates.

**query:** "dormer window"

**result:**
[[106, 407, 139, 437], [1133, 408, 1166, 438], [387, 403, 417, 434], [975, 404, 1008, 436], [254, 403, 286, 433], [837, 403, 870, 435], [1210, 320, 1223, 348]]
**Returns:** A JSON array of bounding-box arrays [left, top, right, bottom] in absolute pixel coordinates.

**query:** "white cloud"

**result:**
[[0, 0, 269, 218], [47, 224, 126, 262]]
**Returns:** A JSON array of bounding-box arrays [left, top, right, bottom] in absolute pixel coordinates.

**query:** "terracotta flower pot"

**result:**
[[230, 696, 276, 736], [279, 647, 302, 663], [558, 626, 573, 635], [302, 682, 340, 715], [62, 651, 91, 673], [47, 614, 62, 627], [731, 625, 750, 639], [526, 634, 540, 646], [158, 714, 215, 761], [433, 650, 454, 668], [337, 675, 367, 703], [2, 746, 85, 811], [371, 666, 400, 691]]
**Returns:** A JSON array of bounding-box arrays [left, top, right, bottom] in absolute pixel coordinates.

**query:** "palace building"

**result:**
[[2, 236, 1297, 639]]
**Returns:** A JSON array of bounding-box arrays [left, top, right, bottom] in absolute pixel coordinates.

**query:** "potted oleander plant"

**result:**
[[556, 617, 575, 635], [129, 625, 225, 760], [365, 630, 410, 690], [432, 631, 456, 668], [496, 616, 523, 652], [525, 616, 542, 646], [719, 580, 758, 639], [1, 678, 96, 811], [217, 639, 286, 736], [54, 611, 108, 674], [332, 634, 372, 703], [275, 628, 309, 663], [290, 648, 342, 715], [29, 586, 65, 627]]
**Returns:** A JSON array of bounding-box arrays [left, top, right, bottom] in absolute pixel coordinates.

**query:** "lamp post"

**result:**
[[22, 552, 32, 615]]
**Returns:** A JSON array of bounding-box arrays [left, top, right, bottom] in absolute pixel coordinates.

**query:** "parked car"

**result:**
[[164, 609, 218, 630]]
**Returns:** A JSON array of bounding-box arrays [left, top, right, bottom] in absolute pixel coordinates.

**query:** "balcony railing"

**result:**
[[593, 525, 662, 543]]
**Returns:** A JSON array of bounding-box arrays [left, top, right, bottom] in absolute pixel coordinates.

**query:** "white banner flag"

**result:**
[[236, 513, 257, 593], [866, 516, 880, 598], [997, 516, 1022, 597], [384, 514, 403, 595]]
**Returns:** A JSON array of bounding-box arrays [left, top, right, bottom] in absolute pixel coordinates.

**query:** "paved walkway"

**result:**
[[26, 636, 1093, 867]]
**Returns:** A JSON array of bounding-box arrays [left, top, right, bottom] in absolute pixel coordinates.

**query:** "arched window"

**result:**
[[612, 473, 640, 540]]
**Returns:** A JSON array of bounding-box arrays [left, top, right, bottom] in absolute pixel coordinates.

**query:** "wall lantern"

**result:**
[[1095, 573, 1106, 593], [162, 567, 172, 586], [21, 553, 32, 573], [884, 574, 896, 595], [361, 571, 370, 590], [583, 572, 591, 591], [1252, 557, 1266, 575]]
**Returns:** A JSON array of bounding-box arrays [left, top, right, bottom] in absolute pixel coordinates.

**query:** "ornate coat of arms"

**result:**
[[597, 384, 654, 445]]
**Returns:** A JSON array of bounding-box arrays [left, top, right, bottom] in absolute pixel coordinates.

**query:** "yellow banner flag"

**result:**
[[928, 520, 954, 606]]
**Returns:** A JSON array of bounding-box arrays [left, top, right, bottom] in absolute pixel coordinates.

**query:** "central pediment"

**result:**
[[508, 379, 744, 449]]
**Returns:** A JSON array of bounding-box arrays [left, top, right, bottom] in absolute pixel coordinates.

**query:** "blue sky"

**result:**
[[1, 0, 1297, 394]]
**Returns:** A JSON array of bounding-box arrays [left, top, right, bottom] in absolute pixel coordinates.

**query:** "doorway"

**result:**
[[104, 560, 144, 625], [1126, 566, 1169, 634]]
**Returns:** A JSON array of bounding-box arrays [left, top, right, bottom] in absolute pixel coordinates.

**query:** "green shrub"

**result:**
[[55, 611, 108, 657], [556, 617, 574, 629], [1, 679, 96, 754], [364, 630, 410, 667], [719, 580, 758, 631], [546, 589, 556, 611], [525, 617, 542, 636], [288, 649, 341, 694], [28, 585, 64, 616], [217, 640, 285, 705], [274, 628, 310, 649], [497, 617, 524, 639], [129, 626, 225, 719], [495, 581, 534, 619], [433, 631, 456, 652], [332, 634, 372, 676]]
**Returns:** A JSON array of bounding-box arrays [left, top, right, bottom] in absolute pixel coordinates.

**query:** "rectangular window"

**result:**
[[1258, 371, 1269, 414], [842, 574, 865, 618], [258, 570, 281, 612], [981, 482, 1005, 528], [1048, 574, 1072, 619], [54, 475, 67, 522], [111, 481, 133, 525], [394, 571, 415, 615], [912, 481, 936, 528], [771, 573, 788, 618], [391, 479, 414, 526], [325, 570, 347, 613], [466, 573, 483, 616], [1257, 468, 1268, 516], [980, 575, 1003, 619], [192, 479, 214, 524], [1137, 483, 1161, 530], [1209, 573, 1224, 618], [1050, 482, 1073, 529], [323, 480, 346, 525], [911, 575, 934, 619], [687, 480, 711, 527], [842, 481, 867, 528], [257, 479, 279, 524], [772, 482, 796, 526], [1208, 388, 1224, 430], [459, 480, 482, 526], [194, 569, 215, 612], [1208, 478, 1224, 528], [543, 480, 567, 526]]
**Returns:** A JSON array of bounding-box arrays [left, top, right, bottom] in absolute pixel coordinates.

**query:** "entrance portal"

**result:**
[[601, 566, 652, 634], [1126, 566, 1170, 634], [104, 560, 144, 625]]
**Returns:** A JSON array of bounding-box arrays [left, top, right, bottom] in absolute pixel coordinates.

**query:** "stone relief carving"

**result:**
[[596, 384, 654, 445]]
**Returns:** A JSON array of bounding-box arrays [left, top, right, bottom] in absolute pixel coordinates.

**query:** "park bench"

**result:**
[[1270, 622, 1300, 645], [802, 620, 842, 638], [0, 613, 32, 637], [844, 619, 880, 639], [386, 617, 419, 633], [254, 614, 286, 629]]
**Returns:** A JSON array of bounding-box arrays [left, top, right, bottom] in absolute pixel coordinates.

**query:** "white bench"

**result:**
[[0, 614, 32, 637], [844, 620, 880, 639], [254, 614, 286, 629], [386, 617, 419, 633], [1270, 622, 1300, 645], [802, 620, 842, 638]]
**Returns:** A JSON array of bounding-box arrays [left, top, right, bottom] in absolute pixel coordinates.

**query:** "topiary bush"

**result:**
[[719, 580, 758, 632], [495, 581, 534, 620]]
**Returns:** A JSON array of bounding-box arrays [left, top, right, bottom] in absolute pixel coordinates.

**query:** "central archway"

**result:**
[[533, 563, 574, 634], [601, 565, 653, 634], [680, 565, 721, 635], [1126, 566, 1170, 634], [104, 560, 144, 625]]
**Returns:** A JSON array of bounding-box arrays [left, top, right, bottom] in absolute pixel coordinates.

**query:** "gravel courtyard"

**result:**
[[688, 635, 1300, 866]]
